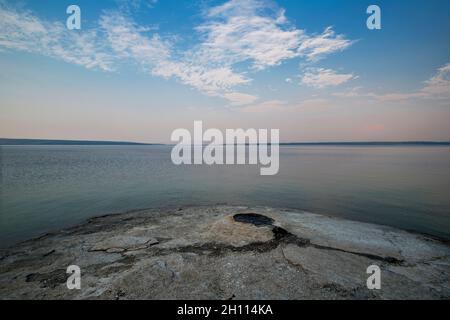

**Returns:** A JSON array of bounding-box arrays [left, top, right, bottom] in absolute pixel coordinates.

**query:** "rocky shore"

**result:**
[[0, 205, 449, 299]]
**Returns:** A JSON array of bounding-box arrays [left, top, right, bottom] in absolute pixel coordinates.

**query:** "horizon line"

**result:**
[[2, 138, 450, 146]]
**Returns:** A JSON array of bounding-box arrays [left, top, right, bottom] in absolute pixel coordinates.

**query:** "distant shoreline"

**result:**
[[1, 138, 450, 146], [280, 141, 450, 146], [0, 138, 160, 146]]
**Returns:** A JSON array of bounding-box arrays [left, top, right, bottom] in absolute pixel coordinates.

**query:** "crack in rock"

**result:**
[[88, 238, 159, 253], [310, 244, 404, 264]]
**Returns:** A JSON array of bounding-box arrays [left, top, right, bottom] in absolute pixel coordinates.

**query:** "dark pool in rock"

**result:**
[[233, 213, 275, 226]]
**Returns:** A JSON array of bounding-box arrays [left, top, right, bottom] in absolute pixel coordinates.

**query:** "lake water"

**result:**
[[1, 145, 450, 247]]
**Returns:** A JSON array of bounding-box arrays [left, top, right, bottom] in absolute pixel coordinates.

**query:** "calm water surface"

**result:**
[[1, 145, 450, 247]]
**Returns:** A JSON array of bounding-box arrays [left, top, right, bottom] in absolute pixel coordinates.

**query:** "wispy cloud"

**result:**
[[298, 27, 355, 62], [0, 0, 356, 104], [196, 0, 302, 70], [100, 11, 252, 101], [301, 67, 357, 88], [375, 64, 450, 101], [332, 86, 365, 98], [223, 92, 259, 106], [116, 0, 159, 13], [195, 0, 354, 70], [99, 12, 170, 67], [336, 63, 450, 102], [0, 4, 115, 71], [0, 5, 251, 101], [422, 63, 450, 96], [152, 61, 252, 97]]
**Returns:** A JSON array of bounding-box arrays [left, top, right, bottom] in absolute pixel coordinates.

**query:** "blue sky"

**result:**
[[1, 0, 449, 142]]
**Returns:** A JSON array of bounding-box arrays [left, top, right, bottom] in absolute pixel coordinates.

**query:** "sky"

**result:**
[[0, 0, 449, 143]]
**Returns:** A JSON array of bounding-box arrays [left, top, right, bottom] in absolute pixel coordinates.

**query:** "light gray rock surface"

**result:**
[[0, 206, 449, 300]]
